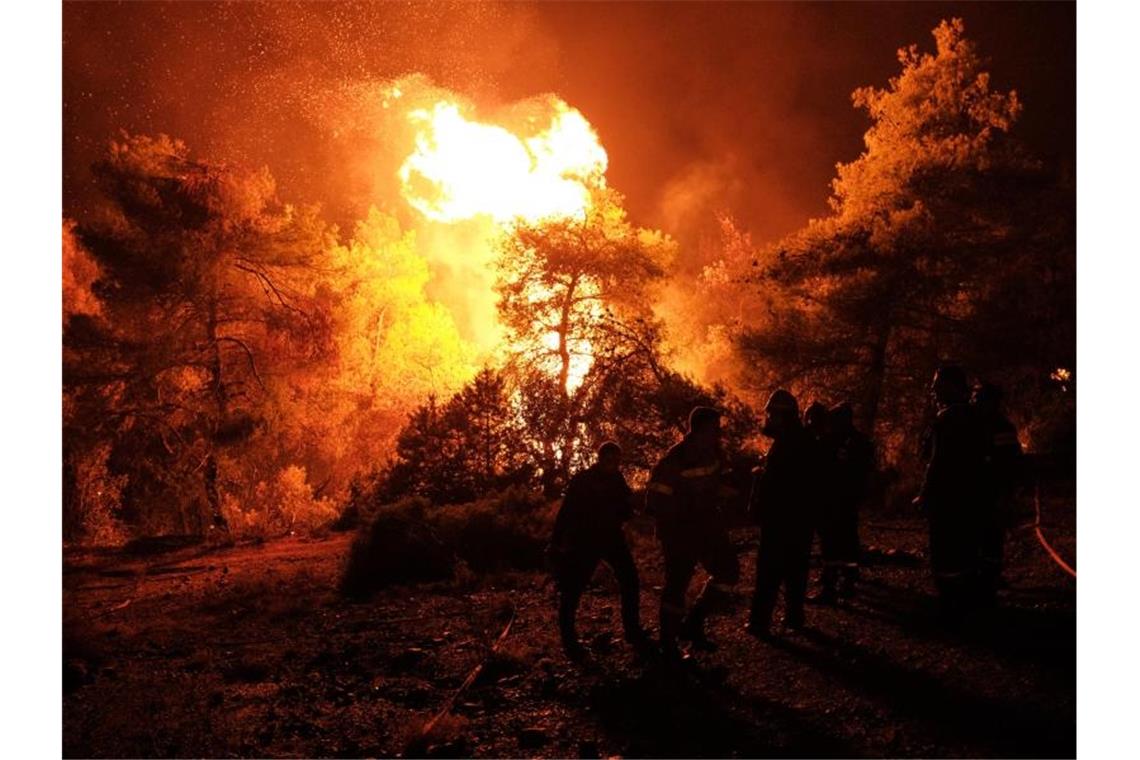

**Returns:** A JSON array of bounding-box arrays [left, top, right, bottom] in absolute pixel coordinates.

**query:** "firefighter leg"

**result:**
[[660, 546, 696, 650], [837, 504, 861, 600], [817, 524, 841, 604], [975, 501, 1004, 607], [683, 530, 741, 645], [557, 553, 597, 655], [603, 541, 644, 643], [784, 534, 812, 629], [749, 534, 782, 631], [930, 509, 971, 623]]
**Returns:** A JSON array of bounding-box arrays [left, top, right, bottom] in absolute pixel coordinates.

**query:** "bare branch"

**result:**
[[214, 336, 267, 391]]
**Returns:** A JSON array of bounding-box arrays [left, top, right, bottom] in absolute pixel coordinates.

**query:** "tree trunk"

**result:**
[[556, 275, 579, 400], [369, 307, 387, 400], [540, 439, 560, 499], [862, 319, 891, 438], [205, 295, 228, 532]]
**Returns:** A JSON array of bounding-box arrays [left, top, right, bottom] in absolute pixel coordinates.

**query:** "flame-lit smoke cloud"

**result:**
[[305, 74, 610, 372], [64, 2, 1073, 243], [64, 1, 1075, 396]]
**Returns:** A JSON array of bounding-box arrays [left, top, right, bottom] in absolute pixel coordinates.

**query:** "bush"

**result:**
[[331, 469, 386, 532], [339, 488, 557, 598], [222, 465, 339, 539], [432, 488, 555, 573], [64, 442, 129, 546], [339, 497, 456, 599]]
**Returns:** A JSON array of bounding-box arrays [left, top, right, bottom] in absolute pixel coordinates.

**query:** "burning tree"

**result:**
[[64, 134, 333, 535], [497, 190, 673, 398], [497, 188, 675, 493], [369, 187, 762, 505], [316, 208, 476, 489], [738, 19, 1073, 459]]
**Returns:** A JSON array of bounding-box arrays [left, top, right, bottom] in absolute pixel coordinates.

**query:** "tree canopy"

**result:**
[[735, 19, 1073, 462]]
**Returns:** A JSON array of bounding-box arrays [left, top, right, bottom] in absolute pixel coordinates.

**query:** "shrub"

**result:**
[[432, 488, 555, 573], [331, 469, 386, 532], [64, 442, 129, 546], [339, 497, 457, 599], [339, 488, 558, 597], [222, 465, 339, 538]]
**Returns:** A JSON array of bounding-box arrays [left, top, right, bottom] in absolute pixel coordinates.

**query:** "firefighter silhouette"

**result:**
[[548, 441, 647, 660], [972, 382, 1023, 600], [916, 364, 992, 621], [647, 406, 740, 657], [802, 401, 839, 604], [814, 401, 874, 603], [747, 389, 816, 636]]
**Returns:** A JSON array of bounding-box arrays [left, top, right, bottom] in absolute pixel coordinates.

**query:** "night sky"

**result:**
[[63, 1, 1075, 248]]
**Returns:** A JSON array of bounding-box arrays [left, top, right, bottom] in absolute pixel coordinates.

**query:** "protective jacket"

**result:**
[[647, 435, 739, 645], [920, 403, 987, 510], [979, 412, 1022, 502], [551, 465, 633, 552], [647, 436, 731, 541], [750, 425, 816, 534]]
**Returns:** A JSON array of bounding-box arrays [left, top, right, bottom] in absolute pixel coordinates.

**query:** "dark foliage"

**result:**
[[339, 489, 556, 598], [339, 498, 456, 599], [737, 20, 1073, 470]]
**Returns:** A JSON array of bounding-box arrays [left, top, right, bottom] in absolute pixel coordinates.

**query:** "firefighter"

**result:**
[[747, 389, 816, 636], [647, 406, 740, 656], [802, 401, 840, 605], [915, 364, 988, 622], [972, 382, 1023, 602], [548, 441, 647, 660], [824, 402, 874, 601]]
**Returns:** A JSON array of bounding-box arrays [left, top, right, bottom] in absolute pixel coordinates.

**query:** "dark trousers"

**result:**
[[819, 501, 861, 594], [977, 498, 1006, 599], [750, 527, 812, 628], [928, 500, 1000, 617], [556, 540, 641, 644], [659, 525, 740, 644]]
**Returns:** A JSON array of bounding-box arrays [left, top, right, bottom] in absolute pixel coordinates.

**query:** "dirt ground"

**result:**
[[63, 486, 1075, 758]]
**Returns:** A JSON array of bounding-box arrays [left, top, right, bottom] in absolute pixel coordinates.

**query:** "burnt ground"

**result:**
[[63, 486, 1075, 758]]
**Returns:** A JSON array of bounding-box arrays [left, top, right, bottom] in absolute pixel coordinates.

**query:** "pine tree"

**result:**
[[739, 19, 1071, 460], [496, 188, 675, 492], [66, 134, 331, 533]]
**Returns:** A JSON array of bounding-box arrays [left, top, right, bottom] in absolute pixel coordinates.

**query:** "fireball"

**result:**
[[398, 98, 607, 225], [396, 94, 611, 393]]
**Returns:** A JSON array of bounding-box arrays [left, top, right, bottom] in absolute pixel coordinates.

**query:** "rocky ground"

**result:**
[[63, 484, 1075, 758]]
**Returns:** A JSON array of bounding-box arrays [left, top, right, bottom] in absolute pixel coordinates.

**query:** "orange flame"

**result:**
[[398, 99, 607, 225], [395, 93, 610, 393]]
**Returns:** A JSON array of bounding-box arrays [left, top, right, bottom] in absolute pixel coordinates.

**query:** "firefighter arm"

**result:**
[[716, 456, 741, 504], [917, 423, 946, 507], [550, 479, 582, 550]]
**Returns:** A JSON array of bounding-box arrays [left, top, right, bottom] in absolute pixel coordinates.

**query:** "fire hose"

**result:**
[[416, 604, 517, 744], [1034, 481, 1076, 578], [865, 480, 1075, 580]]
